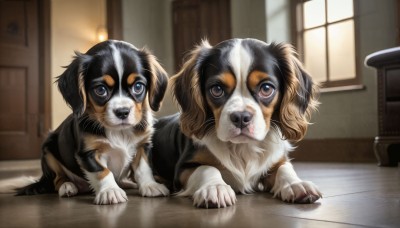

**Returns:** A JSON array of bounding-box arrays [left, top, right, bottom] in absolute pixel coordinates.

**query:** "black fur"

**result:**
[[17, 40, 168, 199], [150, 114, 197, 191]]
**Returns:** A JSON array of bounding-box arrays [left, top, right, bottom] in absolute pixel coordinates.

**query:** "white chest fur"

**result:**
[[102, 129, 145, 180], [201, 129, 293, 193]]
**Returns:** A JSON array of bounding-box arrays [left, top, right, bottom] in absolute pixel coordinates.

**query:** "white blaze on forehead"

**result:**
[[226, 39, 255, 106], [110, 42, 124, 84], [228, 40, 253, 86], [216, 39, 267, 142]]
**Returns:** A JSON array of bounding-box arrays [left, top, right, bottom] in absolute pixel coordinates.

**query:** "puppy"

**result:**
[[16, 40, 169, 204], [150, 38, 322, 208]]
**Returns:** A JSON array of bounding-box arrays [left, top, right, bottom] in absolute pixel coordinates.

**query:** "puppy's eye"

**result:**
[[94, 85, 108, 97], [259, 83, 275, 98], [210, 85, 224, 98], [132, 82, 145, 95]]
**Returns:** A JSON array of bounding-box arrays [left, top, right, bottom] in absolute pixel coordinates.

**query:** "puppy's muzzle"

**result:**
[[230, 111, 253, 129], [114, 108, 130, 120]]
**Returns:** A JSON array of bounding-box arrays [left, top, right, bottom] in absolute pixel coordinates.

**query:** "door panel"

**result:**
[[172, 0, 231, 72], [0, 0, 42, 160], [0, 67, 27, 132]]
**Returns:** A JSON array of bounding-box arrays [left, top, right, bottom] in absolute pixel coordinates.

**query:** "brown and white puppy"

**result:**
[[15, 40, 169, 204], [150, 38, 321, 208]]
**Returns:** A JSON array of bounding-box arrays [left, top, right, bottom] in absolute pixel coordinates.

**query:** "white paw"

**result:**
[[274, 181, 322, 204], [94, 187, 128, 205], [139, 182, 169, 197], [58, 182, 78, 197], [192, 184, 237, 208]]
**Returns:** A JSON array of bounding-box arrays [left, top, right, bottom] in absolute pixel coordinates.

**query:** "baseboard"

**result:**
[[291, 138, 376, 163]]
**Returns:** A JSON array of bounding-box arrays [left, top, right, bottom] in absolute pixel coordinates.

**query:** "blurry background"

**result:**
[[0, 0, 399, 162]]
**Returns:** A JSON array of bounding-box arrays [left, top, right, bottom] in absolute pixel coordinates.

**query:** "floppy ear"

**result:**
[[141, 49, 169, 111], [270, 43, 319, 141], [56, 52, 92, 117], [171, 40, 212, 138]]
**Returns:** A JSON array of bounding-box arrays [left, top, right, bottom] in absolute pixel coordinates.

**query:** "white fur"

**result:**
[[217, 41, 267, 142], [105, 96, 136, 127], [106, 42, 137, 128], [229, 39, 252, 81], [87, 171, 128, 205], [134, 157, 170, 197], [180, 38, 321, 206], [81, 123, 150, 204], [195, 128, 322, 205], [178, 166, 236, 208], [200, 128, 292, 194], [110, 42, 124, 84], [58, 182, 78, 197], [271, 162, 322, 203]]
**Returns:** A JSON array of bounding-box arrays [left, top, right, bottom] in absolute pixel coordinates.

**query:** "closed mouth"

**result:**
[[230, 130, 258, 142]]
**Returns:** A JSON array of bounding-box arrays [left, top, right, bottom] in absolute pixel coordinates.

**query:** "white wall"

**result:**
[[51, 0, 106, 129], [122, 0, 176, 117], [231, 0, 267, 41], [265, 0, 291, 43]]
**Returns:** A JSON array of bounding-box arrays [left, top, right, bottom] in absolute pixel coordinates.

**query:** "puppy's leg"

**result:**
[[118, 166, 137, 189], [44, 152, 78, 197], [132, 145, 169, 197], [178, 166, 236, 208], [267, 162, 322, 203], [79, 151, 128, 205]]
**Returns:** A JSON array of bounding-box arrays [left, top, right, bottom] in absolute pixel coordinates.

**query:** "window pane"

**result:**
[[327, 0, 353, 23], [304, 27, 327, 83], [303, 0, 325, 29], [328, 20, 356, 81]]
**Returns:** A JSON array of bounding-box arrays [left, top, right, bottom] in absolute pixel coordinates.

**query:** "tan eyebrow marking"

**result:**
[[102, 75, 115, 87], [219, 72, 236, 94], [127, 73, 138, 85], [247, 71, 270, 90]]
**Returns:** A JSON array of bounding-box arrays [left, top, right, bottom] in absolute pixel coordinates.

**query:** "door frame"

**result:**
[[107, 0, 123, 40], [39, 0, 51, 138]]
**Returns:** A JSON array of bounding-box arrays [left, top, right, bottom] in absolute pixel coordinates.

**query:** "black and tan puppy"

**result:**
[[150, 38, 322, 208], [16, 40, 169, 204]]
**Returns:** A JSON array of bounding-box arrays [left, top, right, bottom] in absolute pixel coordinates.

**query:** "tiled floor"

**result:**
[[0, 160, 399, 228]]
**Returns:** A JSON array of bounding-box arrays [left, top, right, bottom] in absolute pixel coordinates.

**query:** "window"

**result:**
[[296, 0, 360, 90]]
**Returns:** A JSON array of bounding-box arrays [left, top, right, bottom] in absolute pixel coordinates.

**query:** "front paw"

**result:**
[[275, 181, 322, 204], [58, 182, 78, 197], [94, 187, 128, 205], [139, 182, 169, 197], [192, 184, 237, 208]]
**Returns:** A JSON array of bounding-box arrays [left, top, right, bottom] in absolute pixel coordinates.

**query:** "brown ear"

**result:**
[[141, 49, 169, 112], [270, 43, 319, 141], [171, 40, 212, 138]]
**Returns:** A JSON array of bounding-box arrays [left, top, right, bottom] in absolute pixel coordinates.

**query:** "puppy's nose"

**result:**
[[114, 108, 130, 120], [230, 111, 253, 129]]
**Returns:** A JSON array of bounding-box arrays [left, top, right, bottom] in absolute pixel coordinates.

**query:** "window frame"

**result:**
[[292, 0, 361, 90]]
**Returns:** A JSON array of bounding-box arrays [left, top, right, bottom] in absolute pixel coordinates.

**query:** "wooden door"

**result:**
[[0, 0, 47, 160], [172, 0, 231, 71]]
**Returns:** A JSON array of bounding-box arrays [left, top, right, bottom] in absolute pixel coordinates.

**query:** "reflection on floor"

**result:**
[[0, 160, 399, 228]]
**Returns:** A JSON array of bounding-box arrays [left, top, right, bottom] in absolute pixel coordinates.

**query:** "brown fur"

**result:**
[[270, 43, 319, 141], [171, 41, 212, 138], [103, 75, 115, 87], [142, 48, 169, 112]]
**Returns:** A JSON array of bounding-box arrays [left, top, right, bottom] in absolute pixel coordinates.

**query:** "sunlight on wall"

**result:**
[[51, 0, 106, 129]]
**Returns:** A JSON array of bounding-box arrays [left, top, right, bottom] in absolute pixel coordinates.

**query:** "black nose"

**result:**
[[230, 111, 253, 129], [114, 108, 130, 120]]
